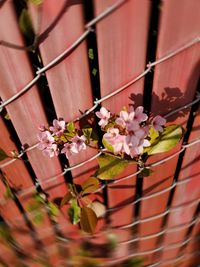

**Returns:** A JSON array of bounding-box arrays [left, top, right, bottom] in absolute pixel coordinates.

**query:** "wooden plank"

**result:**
[[0, 117, 39, 259], [29, 0, 102, 238], [0, 2, 67, 264], [29, 0, 104, 246], [138, 0, 200, 264], [29, 0, 98, 183], [161, 106, 200, 262], [181, 220, 200, 267], [0, 243, 17, 267], [94, 0, 150, 257], [0, 0, 67, 199]]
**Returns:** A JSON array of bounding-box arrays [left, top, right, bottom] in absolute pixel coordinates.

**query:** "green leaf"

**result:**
[[122, 257, 143, 267], [19, 9, 34, 40], [32, 211, 43, 225], [27, 201, 41, 212], [82, 127, 92, 144], [80, 207, 97, 234], [60, 135, 68, 142], [34, 193, 46, 204], [106, 233, 118, 251], [4, 185, 14, 200], [27, 201, 44, 225], [4, 113, 10, 120], [144, 125, 183, 155], [104, 121, 115, 132], [29, 0, 43, 5], [68, 199, 81, 225], [88, 48, 94, 60], [63, 132, 75, 141], [67, 122, 75, 133], [140, 168, 154, 177], [148, 127, 159, 144], [102, 138, 114, 153], [82, 177, 99, 195], [82, 127, 98, 145], [60, 192, 73, 207], [92, 68, 97, 76], [0, 148, 9, 161], [96, 154, 129, 180], [0, 224, 12, 242], [48, 202, 59, 220]]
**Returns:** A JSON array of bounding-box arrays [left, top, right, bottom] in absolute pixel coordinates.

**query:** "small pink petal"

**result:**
[[115, 117, 126, 128], [100, 107, 109, 117], [95, 111, 102, 119], [120, 110, 129, 121], [153, 115, 166, 126]]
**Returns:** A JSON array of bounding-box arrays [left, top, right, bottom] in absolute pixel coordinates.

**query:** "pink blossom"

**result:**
[[127, 121, 140, 132], [95, 107, 110, 128], [124, 133, 141, 157], [37, 131, 54, 150], [49, 119, 66, 136], [70, 135, 86, 153], [128, 138, 150, 158], [103, 128, 120, 144], [126, 134, 140, 148], [134, 128, 147, 139], [116, 107, 147, 131], [112, 135, 127, 154], [42, 144, 58, 158], [61, 143, 73, 158], [103, 128, 127, 154], [115, 111, 129, 128], [152, 115, 166, 132], [38, 124, 46, 131], [134, 106, 148, 123], [143, 125, 150, 135]]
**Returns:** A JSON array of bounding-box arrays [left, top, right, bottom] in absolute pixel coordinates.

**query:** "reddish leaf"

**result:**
[[60, 192, 73, 207], [80, 207, 97, 234], [82, 177, 99, 195]]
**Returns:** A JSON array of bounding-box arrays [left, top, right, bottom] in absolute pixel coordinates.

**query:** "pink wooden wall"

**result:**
[[0, 0, 199, 266]]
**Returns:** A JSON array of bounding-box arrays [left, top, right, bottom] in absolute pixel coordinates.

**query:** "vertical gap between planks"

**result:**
[[13, 0, 73, 187], [134, 0, 161, 240], [142, 0, 161, 114], [0, 215, 28, 261], [83, 0, 110, 225], [178, 203, 200, 255], [0, 107, 37, 185], [155, 78, 200, 257], [0, 170, 46, 257], [10, 1, 70, 259]]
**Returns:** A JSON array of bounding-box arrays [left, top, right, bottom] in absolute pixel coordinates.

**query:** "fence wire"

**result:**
[[0, 91, 200, 197], [1, 205, 199, 262], [0, 0, 199, 265], [148, 251, 200, 267], [99, 235, 200, 266], [2, 183, 199, 241], [18, 235, 199, 267], [0, 1, 199, 113]]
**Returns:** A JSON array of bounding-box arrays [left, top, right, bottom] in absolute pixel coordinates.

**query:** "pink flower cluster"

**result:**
[[37, 106, 166, 160], [37, 119, 86, 158], [96, 106, 166, 158], [61, 135, 86, 158]]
